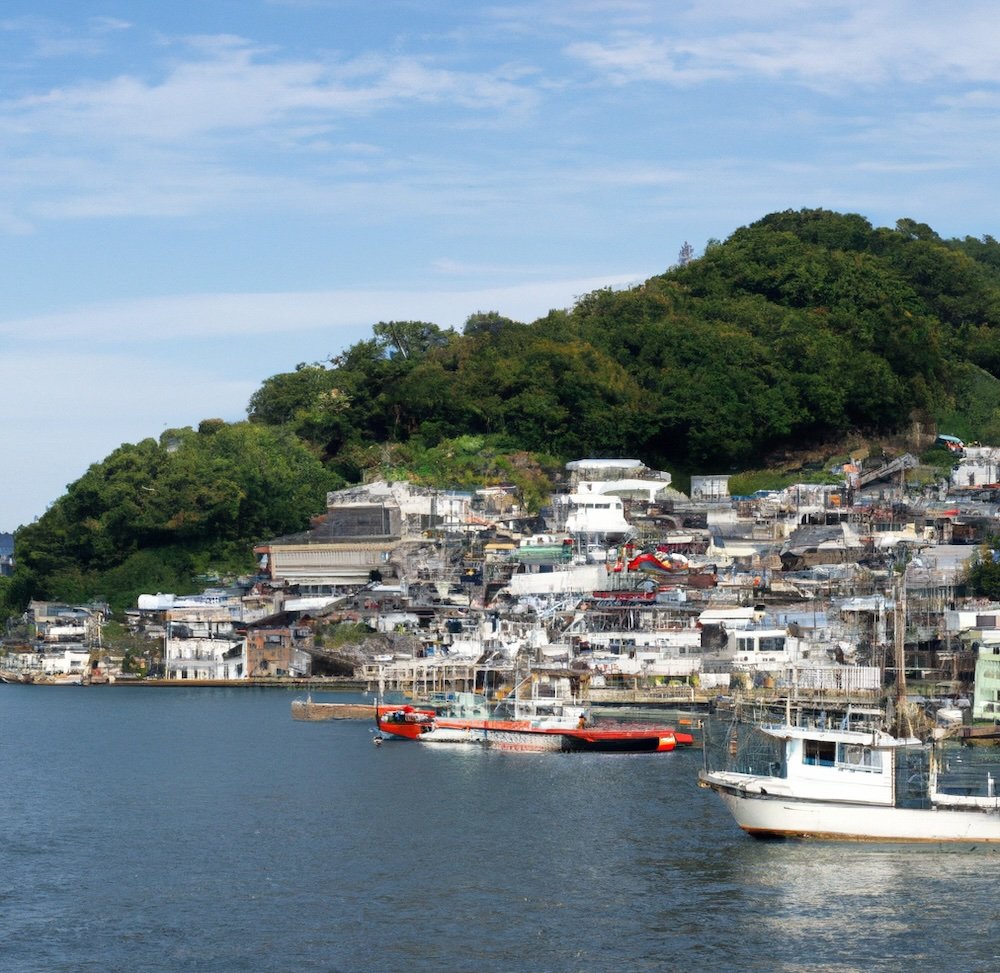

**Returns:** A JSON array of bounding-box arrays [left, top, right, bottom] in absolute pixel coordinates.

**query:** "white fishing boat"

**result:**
[[699, 708, 1000, 842]]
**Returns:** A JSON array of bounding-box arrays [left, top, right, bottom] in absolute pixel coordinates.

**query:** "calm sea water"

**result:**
[[1, 686, 998, 973]]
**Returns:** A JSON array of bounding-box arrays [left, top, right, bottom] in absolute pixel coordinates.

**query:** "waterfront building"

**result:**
[[245, 625, 313, 679], [163, 606, 245, 680], [94, 453, 1000, 716]]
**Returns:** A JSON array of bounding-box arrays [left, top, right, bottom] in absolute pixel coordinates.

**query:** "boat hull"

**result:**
[[560, 730, 676, 752], [375, 705, 437, 739], [484, 726, 565, 752], [701, 773, 1000, 843]]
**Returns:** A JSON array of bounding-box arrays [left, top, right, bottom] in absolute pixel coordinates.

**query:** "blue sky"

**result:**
[[3, 1, 1000, 529]]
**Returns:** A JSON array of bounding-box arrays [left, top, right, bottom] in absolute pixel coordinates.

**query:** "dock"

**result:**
[[291, 698, 376, 721]]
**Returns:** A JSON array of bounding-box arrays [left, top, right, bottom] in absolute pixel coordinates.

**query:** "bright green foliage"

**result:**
[[372, 320, 456, 359], [6, 422, 341, 614], [966, 545, 1000, 600], [728, 468, 840, 496], [334, 434, 561, 513], [314, 621, 376, 649]]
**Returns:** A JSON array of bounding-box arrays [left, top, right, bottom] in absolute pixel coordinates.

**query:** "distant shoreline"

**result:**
[[1, 674, 366, 690]]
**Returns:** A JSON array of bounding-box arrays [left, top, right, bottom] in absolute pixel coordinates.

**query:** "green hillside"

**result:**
[[6, 208, 1000, 617]]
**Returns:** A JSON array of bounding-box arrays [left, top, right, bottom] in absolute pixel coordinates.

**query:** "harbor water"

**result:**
[[1, 685, 998, 973]]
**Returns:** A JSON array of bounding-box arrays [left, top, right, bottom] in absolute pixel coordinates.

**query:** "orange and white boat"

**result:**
[[375, 703, 436, 738], [376, 687, 693, 753]]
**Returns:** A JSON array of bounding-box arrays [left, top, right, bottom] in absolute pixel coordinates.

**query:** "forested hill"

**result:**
[[248, 208, 1000, 474], [7, 207, 1000, 616]]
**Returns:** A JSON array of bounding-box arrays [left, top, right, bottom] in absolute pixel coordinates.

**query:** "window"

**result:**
[[837, 743, 882, 772], [803, 739, 836, 766]]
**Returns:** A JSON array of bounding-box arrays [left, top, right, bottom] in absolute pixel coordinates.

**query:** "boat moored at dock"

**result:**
[[376, 688, 692, 753]]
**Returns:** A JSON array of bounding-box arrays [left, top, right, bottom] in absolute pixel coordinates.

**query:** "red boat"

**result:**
[[555, 726, 679, 752], [376, 672, 697, 753], [377, 704, 695, 753], [625, 551, 717, 588], [375, 704, 436, 739]]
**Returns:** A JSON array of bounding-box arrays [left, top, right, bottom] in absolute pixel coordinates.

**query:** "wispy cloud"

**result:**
[[0, 277, 643, 343], [3, 35, 537, 143], [3, 1, 1000, 527], [0, 32, 542, 229], [0, 13, 132, 59], [564, 2, 1000, 90]]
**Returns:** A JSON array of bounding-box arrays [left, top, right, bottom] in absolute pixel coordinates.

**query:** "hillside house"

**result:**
[[256, 480, 476, 592], [690, 474, 731, 502]]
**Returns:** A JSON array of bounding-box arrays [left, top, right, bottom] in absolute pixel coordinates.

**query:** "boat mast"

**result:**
[[892, 555, 913, 737], [893, 569, 906, 703]]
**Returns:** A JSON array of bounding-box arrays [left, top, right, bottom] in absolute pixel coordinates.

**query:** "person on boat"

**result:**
[[577, 714, 587, 729]]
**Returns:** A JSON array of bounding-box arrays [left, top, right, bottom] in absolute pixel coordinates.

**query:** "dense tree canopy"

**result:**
[[9, 209, 1000, 618], [8, 423, 340, 614]]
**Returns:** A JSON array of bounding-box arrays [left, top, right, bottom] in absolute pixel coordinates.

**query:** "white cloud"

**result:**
[[0, 277, 644, 344], [0, 13, 132, 61], [564, 3, 1000, 90], [4, 0, 1000, 525], [0, 32, 544, 228], [2, 37, 537, 144]]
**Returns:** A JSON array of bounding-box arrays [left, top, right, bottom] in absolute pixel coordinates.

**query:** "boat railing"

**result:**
[[930, 791, 1000, 810]]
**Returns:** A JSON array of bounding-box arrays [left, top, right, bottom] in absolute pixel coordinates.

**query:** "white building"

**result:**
[[557, 489, 631, 537], [163, 607, 247, 680], [690, 474, 731, 501], [950, 445, 1000, 489], [40, 647, 91, 676]]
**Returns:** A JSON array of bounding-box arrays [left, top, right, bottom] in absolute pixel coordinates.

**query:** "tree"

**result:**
[[372, 321, 455, 360], [463, 311, 521, 339], [966, 547, 1000, 600], [247, 364, 334, 425], [7, 422, 341, 614], [14, 205, 1000, 616]]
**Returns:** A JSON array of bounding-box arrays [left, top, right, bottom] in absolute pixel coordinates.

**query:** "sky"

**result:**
[[3, 0, 1000, 530]]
